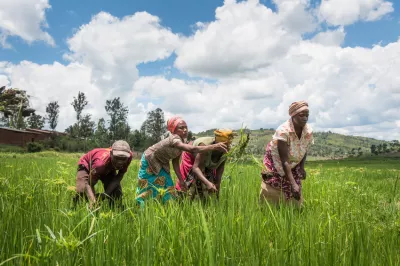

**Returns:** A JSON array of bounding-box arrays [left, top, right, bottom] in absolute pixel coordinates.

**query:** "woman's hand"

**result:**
[[89, 199, 97, 210], [212, 142, 228, 153], [206, 182, 218, 192], [179, 181, 189, 192], [291, 182, 301, 200]]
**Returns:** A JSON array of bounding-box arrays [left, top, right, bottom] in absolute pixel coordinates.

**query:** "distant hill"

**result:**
[[194, 128, 391, 159]]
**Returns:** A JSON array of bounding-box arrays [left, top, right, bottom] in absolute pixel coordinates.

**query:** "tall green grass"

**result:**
[[0, 152, 399, 265]]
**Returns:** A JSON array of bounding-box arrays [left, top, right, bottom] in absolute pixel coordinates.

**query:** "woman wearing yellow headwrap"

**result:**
[[259, 101, 314, 207], [177, 129, 234, 199]]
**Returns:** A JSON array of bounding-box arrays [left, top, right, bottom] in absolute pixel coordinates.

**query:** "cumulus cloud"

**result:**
[[0, 0, 54, 47], [318, 0, 394, 26], [311, 27, 346, 46], [174, 0, 311, 78], [64, 11, 181, 91], [273, 0, 317, 33]]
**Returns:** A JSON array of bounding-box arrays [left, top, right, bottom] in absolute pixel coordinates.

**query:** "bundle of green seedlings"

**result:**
[[222, 127, 251, 178]]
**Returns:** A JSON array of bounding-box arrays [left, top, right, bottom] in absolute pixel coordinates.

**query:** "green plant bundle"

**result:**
[[222, 127, 250, 163]]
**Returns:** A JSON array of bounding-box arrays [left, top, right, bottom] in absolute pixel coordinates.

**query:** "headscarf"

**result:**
[[167, 116, 184, 133], [289, 101, 309, 117], [214, 129, 235, 143]]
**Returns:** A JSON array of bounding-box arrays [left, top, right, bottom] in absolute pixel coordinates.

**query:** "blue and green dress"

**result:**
[[136, 134, 183, 206]]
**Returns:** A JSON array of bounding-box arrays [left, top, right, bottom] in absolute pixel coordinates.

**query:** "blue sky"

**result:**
[[1, 0, 400, 140]]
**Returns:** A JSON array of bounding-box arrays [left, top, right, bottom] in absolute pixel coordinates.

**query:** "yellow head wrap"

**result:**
[[214, 129, 235, 143]]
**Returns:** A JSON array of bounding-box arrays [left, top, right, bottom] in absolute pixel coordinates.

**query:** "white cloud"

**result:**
[[273, 0, 317, 33], [311, 27, 346, 46], [64, 11, 181, 91], [0, 75, 9, 86], [318, 0, 394, 26], [0, 0, 54, 47], [175, 0, 311, 78]]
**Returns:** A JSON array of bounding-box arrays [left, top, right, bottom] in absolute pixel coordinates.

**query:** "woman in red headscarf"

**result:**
[[259, 101, 314, 207], [136, 116, 227, 206]]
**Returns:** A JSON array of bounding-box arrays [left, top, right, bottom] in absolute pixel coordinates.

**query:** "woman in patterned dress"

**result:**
[[135, 116, 227, 207], [259, 101, 314, 207]]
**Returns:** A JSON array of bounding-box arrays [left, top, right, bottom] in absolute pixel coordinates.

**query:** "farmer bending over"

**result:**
[[73, 140, 133, 208], [176, 129, 235, 200], [259, 101, 313, 208]]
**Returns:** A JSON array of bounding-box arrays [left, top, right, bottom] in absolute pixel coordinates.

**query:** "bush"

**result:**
[[27, 142, 43, 153], [0, 144, 26, 153]]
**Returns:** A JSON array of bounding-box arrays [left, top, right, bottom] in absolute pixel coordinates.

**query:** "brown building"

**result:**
[[0, 127, 66, 147]]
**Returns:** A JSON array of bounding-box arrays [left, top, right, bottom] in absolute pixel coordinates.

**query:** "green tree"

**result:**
[[142, 108, 166, 144], [65, 124, 78, 137], [187, 131, 195, 142], [105, 97, 129, 141], [46, 101, 60, 130], [382, 143, 388, 153], [115, 122, 131, 141], [71, 91, 88, 137], [79, 114, 96, 138], [370, 144, 377, 155], [94, 118, 109, 146], [390, 140, 400, 152], [27, 114, 45, 129], [377, 144, 382, 154], [0, 86, 35, 129]]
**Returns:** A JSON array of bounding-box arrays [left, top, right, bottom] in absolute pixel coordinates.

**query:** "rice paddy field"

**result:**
[[0, 151, 399, 266]]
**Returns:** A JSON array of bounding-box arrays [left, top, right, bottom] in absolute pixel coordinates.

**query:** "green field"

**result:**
[[0, 152, 399, 265]]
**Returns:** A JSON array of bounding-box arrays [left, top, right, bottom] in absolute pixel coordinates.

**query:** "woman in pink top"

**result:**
[[74, 140, 133, 209], [135, 116, 228, 207], [259, 101, 314, 207]]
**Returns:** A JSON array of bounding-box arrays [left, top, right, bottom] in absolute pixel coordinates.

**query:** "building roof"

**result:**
[[0, 127, 41, 134], [29, 128, 67, 135], [25, 128, 53, 134]]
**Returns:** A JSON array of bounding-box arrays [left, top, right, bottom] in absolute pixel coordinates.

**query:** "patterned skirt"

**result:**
[[177, 151, 217, 199], [136, 154, 176, 206], [262, 143, 305, 200]]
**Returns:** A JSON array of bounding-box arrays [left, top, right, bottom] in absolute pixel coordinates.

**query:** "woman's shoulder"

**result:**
[[193, 136, 215, 146], [275, 120, 292, 134], [304, 123, 313, 134], [168, 134, 184, 145]]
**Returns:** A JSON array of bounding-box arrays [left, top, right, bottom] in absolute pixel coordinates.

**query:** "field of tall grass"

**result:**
[[0, 152, 399, 265]]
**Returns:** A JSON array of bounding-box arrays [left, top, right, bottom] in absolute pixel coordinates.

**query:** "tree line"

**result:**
[[370, 142, 400, 155], [0, 86, 193, 152]]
